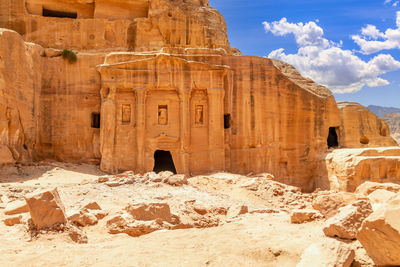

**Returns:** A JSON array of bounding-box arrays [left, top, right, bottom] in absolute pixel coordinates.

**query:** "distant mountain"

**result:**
[[367, 105, 400, 118]]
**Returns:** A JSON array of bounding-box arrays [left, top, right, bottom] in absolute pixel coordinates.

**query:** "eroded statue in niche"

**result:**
[[195, 105, 203, 124], [158, 105, 168, 125]]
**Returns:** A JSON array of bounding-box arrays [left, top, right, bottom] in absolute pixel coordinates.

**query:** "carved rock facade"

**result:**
[[0, 0, 398, 191]]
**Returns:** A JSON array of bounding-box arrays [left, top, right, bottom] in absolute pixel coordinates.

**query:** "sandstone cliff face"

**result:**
[[383, 113, 400, 145], [337, 102, 397, 148], [0, 29, 43, 166], [0, 0, 230, 53]]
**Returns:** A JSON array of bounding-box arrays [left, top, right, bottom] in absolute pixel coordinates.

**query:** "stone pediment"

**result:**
[[152, 134, 179, 143], [97, 54, 230, 73]]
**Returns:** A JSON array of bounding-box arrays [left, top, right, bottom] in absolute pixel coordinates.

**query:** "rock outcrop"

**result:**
[[357, 194, 400, 266], [337, 102, 397, 148], [321, 147, 400, 191]]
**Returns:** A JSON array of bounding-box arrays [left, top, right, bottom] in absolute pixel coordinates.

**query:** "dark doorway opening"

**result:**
[[42, 8, 78, 19], [224, 114, 231, 129], [153, 150, 177, 174], [327, 127, 339, 148], [91, 113, 100, 129]]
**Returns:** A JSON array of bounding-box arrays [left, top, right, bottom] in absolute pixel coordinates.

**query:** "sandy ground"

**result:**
[[0, 162, 371, 267]]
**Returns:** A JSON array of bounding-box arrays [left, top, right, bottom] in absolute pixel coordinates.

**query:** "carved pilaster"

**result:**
[[135, 89, 146, 173], [179, 89, 191, 175], [207, 88, 225, 171]]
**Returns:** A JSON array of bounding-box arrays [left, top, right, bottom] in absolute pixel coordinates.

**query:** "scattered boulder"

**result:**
[[82, 201, 102, 210], [4, 200, 29, 215], [164, 174, 187, 186], [297, 239, 355, 267], [67, 201, 106, 226], [312, 192, 366, 218], [355, 181, 400, 196], [98, 176, 109, 183], [323, 200, 373, 239], [68, 226, 88, 244], [290, 209, 322, 224], [3, 215, 23, 226], [106, 214, 162, 237], [24, 188, 67, 229], [356, 195, 400, 266], [68, 210, 98, 227], [226, 204, 248, 219], [125, 203, 172, 222]]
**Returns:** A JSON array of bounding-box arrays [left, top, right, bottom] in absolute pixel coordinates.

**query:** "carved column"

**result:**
[[208, 88, 225, 171], [179, 89, 191, 176], [135, 89, 146, 173], [100, 86, 117, 173]]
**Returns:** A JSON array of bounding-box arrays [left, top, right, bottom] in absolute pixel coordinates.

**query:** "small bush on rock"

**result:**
[[61, 49, 77, 63]]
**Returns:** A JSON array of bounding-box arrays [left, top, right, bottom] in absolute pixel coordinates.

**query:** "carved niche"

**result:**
[[158, 105, 168, 125]]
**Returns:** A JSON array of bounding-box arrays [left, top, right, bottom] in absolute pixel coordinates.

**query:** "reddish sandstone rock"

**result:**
[[68, 210, 98, 227], [4, 200, 28, 215], [68, 226, 88, 244], [297, 239, 355, 267], [356, 195, 400, 266], [312, 192, 366, 218], [124, 203, 172, 222], [3, 215, 23, 226], [24, 188, 67, 229], [323, 200, 373, 239], [290, 209, 322, 224]]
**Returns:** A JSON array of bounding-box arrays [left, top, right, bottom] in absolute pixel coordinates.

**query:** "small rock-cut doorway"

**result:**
[[327, 127, 339, 148], [153, 150, 177, 174]]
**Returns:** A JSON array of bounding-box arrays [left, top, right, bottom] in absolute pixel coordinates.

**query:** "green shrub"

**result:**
[[61, 49, 77, 63]]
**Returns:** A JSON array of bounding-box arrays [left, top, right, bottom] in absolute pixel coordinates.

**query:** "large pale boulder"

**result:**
[[312, 192, 366, 218], [297, 239, 355, 267], [356, 195, 400, 266], [124, 203, 172, 222], [323, 200, 373, 239], [24, 188, 67, 229], [355, 181, 400, 196]]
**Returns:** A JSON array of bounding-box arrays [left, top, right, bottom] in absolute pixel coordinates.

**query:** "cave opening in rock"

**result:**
[[153, 150, 177, 174], [42, 8, 78, 19], [327, 127, 339, 148]]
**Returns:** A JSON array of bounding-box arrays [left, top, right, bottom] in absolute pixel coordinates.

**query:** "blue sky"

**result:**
[[210, 0, 400, 108]]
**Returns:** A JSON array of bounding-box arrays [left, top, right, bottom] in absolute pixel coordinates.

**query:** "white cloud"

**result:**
[[352, 11, 400, 54], [263, 18, 400, 93]]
